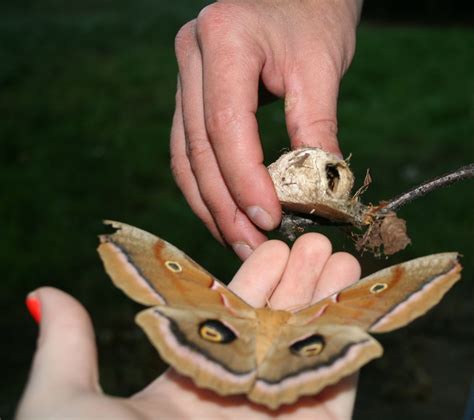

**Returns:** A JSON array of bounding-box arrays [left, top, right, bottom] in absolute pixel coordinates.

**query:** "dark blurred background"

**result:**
[[1, 1, 473, 418]]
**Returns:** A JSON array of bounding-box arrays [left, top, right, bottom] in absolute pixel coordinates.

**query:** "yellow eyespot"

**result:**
[[199, 320, 237, 344], [299, 343, 324, 357], [370, 282, 388, 294], [165, 260, 182, 273], [290, 334, 325, 357]]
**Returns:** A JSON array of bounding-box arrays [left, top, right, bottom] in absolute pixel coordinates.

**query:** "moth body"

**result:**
[[254, 308, 291, 365]]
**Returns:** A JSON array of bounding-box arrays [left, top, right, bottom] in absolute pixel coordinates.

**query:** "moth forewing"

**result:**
[[98, 220, 253, 312]]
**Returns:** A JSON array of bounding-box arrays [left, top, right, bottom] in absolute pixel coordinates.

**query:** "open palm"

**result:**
[[17, 233, 361, 419]]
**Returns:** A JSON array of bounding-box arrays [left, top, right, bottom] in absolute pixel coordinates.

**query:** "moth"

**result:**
[[98, 221, 462, 410]]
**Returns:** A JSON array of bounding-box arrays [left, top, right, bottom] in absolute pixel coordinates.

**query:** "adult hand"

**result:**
[[17, 234, 361, 419], [170, 0, 363, 259]]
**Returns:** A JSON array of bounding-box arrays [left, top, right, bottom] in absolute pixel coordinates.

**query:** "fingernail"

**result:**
[[246, 206, 275, 231], [232, 243, 253, 260], [26, 293, 41, 324]]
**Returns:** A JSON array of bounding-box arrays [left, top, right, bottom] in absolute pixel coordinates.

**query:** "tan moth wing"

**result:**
[[98, 220, 251, 313], [293, 253, 462, 333]]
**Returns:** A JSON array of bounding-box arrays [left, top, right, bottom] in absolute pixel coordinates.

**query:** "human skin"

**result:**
[[17, 233, 361, 419], [170, 0, 364, 260]]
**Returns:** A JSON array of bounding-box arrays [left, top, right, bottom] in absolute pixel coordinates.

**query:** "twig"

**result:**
[[381, 163, 474, 213]]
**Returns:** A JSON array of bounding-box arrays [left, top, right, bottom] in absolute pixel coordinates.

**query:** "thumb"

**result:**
[[284, 58, 342, 157], [19, 287, 100, 411]]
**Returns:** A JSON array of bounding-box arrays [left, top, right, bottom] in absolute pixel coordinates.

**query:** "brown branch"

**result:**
[[381, 163, 474, 213]]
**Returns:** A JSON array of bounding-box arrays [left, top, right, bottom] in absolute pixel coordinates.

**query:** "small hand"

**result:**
[[17, 234, 360, 419], [170, 0, 363, 259]]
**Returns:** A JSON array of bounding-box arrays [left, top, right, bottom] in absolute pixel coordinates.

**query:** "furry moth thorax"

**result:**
[[98, 221, 461, 410]]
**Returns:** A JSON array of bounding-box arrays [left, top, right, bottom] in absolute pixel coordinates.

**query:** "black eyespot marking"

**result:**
[[370, 282, 388, 294], [165, 260, 182, 273], [199, 320, 237, 344], [290, 334, 325, 357]]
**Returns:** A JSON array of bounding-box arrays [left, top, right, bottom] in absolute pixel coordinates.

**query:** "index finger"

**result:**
[[197, 27, 281, 232]]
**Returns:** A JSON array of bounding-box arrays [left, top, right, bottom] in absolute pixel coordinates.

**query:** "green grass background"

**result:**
[[1, 1, 473, 418]]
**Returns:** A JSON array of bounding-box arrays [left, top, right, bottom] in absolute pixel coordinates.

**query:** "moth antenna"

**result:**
[[265, 298, 305, 313], [265, 296, 273, 309], [286, 302, 308, 313]]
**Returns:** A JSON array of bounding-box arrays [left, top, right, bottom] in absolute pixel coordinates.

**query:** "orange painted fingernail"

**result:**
[[26, 294, 41, 324]]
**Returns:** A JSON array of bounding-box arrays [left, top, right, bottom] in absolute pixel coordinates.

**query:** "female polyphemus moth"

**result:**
[[98, 221, 462, 410]]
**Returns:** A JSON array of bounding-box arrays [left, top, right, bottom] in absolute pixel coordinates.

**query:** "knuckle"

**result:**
[[186, 136, 213, 163], [196, 4, 258, 62], [307, 117, 338, 136], [196, 3, 245, 40], [205, 107, 238, 136], [196, 3, 228, 35], [288, 117, 338, 147], [174, 20, 196, 61]]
